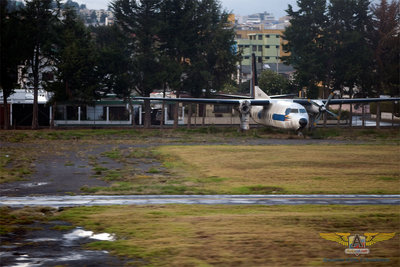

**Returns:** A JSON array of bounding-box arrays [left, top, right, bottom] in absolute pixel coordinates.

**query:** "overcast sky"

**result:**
[[75, 0, 299, 18], [75, 0, 380, 19]]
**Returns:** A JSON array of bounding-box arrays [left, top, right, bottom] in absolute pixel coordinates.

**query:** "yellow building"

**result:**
[[235, 28, 292, 82]]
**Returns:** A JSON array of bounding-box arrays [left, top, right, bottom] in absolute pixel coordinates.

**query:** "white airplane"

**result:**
[[136, 56, 399, 132], [135, 84, 400, 133]]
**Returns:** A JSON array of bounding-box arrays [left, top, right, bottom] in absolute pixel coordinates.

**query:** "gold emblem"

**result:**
[[319, 233, 396, 256]]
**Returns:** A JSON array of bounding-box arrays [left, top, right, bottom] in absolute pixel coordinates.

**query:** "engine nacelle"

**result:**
[[239, 100, 251, 114], [306, 100, 324, 114], [239, 100, 251, 131]]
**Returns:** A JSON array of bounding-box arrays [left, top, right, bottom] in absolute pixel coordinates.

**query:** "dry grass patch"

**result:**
[[157, 145, 400, 194], [56, 205, 400, 266]]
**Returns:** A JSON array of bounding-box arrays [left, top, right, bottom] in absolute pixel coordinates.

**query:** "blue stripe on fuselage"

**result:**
[[272, 113, 286, 121]]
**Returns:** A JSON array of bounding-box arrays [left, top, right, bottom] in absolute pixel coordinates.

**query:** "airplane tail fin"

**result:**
[[254, 86, 270, 99], [251, 53, 270, 99], [251, 54, 257, 99]]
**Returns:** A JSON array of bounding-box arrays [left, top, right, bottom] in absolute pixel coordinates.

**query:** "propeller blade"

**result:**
[[311, 100, 321, 108], [313, 113, 322, 127], [324, 92, 334, 107], [326, 109, 339, 119]]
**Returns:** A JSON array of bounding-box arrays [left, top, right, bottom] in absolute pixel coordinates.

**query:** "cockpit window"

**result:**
[[290, 109, 298, 113], [285, 108, 291, 115], [300, 109, 307, 113]]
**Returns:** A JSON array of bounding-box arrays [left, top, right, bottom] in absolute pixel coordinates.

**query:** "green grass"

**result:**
[[54, 205, 400, 266], [155, 144, 400, 194], [102, 149, 122, 160], [0, 206, 56, 235], [0, 148, 35, 183]]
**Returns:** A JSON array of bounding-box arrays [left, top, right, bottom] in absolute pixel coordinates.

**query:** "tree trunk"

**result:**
[[128, 99, 135, 128], [202, 104, 205, 126], [187, 104, 192, 129], [31, 46, 40, 130], [32, 88, 39, 129], [348, 88, 353, 128], [144, 99, 151, 128], [173, 90, 180, 129], [376, 102, 381, 129], [50, 102, 56, 128], [160, 84, 166, 130], [361, 104, 365, 128], [3, 96, 9, 130]]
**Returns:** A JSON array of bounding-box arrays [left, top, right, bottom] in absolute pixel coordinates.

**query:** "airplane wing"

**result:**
[[294, 97, 400, 105], [214, 93, 297, 99], [134, 97, 270, 106]]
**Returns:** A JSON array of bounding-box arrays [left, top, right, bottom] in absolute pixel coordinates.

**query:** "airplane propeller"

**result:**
[[311, 92, 340, 127]]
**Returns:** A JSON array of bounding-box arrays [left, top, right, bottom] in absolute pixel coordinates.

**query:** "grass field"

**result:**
[[52, 205, 399, 266], [0, 127, 399, 143], [1, 129, 399, 266], [155, 144, 400, 194]]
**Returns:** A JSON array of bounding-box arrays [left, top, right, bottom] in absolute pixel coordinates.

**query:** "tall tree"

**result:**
[[91, 24, 135, 123], [112, 0, 163, 128], [21, 0, 60, 129], [47, 7, 100, 107], [0, 0, 28, 129], [329, 0, 373, 93], [282, 0, 328, 98], [370, 0, 399, 97]]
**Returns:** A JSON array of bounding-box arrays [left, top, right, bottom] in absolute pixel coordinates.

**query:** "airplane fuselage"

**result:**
[[251, 100, 309, 131]]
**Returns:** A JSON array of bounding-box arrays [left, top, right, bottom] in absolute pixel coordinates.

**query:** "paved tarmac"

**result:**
[[1, 194, 399, 207]]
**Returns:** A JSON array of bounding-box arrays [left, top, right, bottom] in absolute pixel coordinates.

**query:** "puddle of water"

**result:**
[[64, 228, 116, 242], [21, 182, 49, 188], [0, 221, 124, 267]]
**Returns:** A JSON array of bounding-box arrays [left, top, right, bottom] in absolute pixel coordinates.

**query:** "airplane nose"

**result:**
[[299, 118, 308, 128]]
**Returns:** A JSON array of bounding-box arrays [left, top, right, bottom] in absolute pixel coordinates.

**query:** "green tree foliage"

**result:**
[[111, 0, 163, 128], [20, 0, 61, 129], [47, 8, 100, 104], [328, 0, 373, 98], [283, 0, 374, 99], [91, 25, 133, 99], [0, 0, 28, 129], [370, 0, 399, 96], [258, 70, 290, 95], [283, 0, 328, 98], [112, 0, 239, 127]]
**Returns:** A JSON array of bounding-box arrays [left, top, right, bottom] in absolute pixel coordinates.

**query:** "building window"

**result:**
[[265, 56, 270, 59], [265, 45, 270, 48], [276, 34, 280, 38], [237, 34, 242, 39], [258, 45, 262, 51], [258, 35, 263, 40], [258, 57, 262, 63], [276, 45, 280, 48], [265, 34, 270, 38], [244, 56, 250, 59], [244, 45, 249, 48], [252, 45, 257, 51]]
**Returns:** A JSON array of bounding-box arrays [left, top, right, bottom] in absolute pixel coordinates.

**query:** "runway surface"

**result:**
[[1, 195, 399, 207]]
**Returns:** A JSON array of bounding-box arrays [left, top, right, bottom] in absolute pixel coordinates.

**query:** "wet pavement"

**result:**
[[0, 220, 130, 267], [1, 194, 399, 207]]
